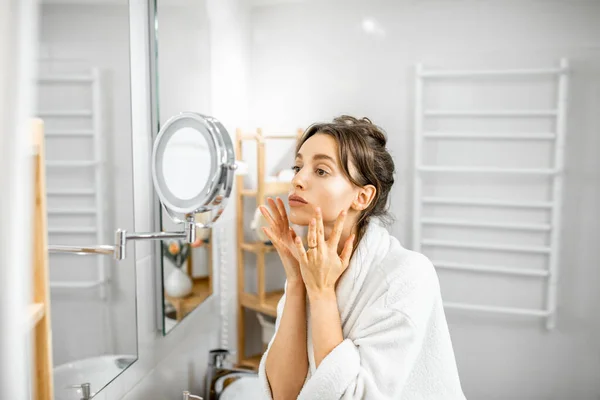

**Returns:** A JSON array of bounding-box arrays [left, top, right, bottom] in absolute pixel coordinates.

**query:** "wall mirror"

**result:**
[[151, 0, 221, 335], [37, 0, 137, 398]]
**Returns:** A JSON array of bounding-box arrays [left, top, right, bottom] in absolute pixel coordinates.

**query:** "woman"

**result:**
[[257, 116, 466, 400]]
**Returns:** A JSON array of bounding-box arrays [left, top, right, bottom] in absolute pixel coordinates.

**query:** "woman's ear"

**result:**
[[351, 185, 376, 211]]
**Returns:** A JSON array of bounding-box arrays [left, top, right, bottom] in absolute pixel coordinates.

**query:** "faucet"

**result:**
[[183, 391, 203, 399], [66, 383, 91, 400], [205, 349, 258, 400]]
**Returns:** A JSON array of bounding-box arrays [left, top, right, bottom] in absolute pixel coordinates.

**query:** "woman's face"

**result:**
[[287, 133, 359, 227]]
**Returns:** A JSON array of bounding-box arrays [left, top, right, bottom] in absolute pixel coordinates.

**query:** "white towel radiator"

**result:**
[[412, 59, 569, 330], [38, 68, 109, 299]]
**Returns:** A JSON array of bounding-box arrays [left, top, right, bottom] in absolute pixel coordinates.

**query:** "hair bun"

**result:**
[[334, 115, 387, 147]]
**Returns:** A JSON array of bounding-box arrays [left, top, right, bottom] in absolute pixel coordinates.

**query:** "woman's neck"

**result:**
[[323, 221, 358, 256]]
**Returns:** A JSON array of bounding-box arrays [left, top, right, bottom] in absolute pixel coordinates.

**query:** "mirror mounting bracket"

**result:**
[[49, 214, 197, 261], [114, 214, 196, 260]]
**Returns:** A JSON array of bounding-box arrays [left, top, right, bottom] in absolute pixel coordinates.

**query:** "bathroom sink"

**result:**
[[53, 354, 136, 400], [219, 375, 263, 400]]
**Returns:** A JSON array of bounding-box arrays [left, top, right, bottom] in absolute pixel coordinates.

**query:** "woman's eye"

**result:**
[[291, 165, 301, 173], [316, 168, 328, 176]]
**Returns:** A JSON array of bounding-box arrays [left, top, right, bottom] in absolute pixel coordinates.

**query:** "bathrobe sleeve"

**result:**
[[297, 269, 440, 400], [296, 307, 425, 400]]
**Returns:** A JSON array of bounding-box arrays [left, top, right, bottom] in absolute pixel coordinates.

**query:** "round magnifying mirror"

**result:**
[[152, 112, 235, 227]]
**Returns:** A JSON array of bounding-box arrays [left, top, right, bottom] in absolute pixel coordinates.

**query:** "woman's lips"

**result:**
[[289, 199, 307, 207], [288, 194, 307, 207]]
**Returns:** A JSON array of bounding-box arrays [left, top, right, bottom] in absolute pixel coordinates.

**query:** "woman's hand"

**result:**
[[294, 207, 355, 300], [259, 197, 302, 283]]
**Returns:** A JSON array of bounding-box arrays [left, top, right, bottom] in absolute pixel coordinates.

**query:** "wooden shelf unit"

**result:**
[[28, 303, 46, 330], [165, 276, 212, 321], [239, 290, 285, 317], [188, 235, 214, 296], [31, 119, 54, 400], [235, 127, 302, 369], [164, 233, 214, 322]]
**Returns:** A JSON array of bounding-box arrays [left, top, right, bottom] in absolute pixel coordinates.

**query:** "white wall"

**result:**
[[0, 0, 38, 398], [37, 3, 138, 370], [247, 1, 600, 399]]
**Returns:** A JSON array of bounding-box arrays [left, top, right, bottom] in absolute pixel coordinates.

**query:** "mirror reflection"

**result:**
[[163, 228, 213, 327], [162, 127, 212, 201], [161, 212, 213, 334], [154, 0, 216, 335], [37, 0, 138, 398]]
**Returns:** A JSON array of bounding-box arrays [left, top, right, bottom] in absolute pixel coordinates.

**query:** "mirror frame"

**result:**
[[151, 112, 236, 228], [149, 0, 167, 333], [152, 112, 218, 215]]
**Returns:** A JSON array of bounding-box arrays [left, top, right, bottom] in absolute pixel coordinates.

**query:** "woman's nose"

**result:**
[[291, 170, 306, 190]]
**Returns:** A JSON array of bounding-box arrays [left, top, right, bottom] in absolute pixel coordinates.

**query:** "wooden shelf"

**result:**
[[237, 353, 263, 370], [240, 181, 291, 197], [32, 120, 53, 400], [165, 276, 212, 321], [28, 303, 45, 329], [240, 290, 284, 317], [236, 127, 302, 371], [239, 133, 299, 142], [241, 241, 277, 253], [266, 181, 292, 196]]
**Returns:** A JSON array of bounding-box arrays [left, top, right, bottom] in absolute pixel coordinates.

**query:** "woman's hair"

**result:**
[[296, 115, 395, 245]]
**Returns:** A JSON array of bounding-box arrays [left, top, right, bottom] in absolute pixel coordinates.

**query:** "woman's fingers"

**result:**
[[289, 226, 298, 246], [307, 217, 317, 249], [275, 197, 289, 227], [315, 207, 326, 249], [263, 197, 291, 233], [340, 234, 355, 268], [328, 209, 346, 248], [259, 205, 278, 228], [294, 236, 308, 264], [266, 197, 283, 225], [286, 227, 299, 256], [262, 227, 280, 247]]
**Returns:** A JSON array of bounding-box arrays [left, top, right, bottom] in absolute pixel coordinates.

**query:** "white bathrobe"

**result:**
[[258, 219, 466, 400]]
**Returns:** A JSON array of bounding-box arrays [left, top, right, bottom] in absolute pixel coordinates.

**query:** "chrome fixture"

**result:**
[[205, 349, 258, 400]]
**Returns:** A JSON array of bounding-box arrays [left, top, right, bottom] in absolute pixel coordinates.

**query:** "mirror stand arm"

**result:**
[[115, 216, 196, 260], [48, 216, 196, 261]]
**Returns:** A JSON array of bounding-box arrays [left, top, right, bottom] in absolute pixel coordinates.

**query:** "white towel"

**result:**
[[258, 219, 466, 399]]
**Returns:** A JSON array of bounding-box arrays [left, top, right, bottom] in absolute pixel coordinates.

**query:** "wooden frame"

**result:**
[[31, 119, 54, 400]]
